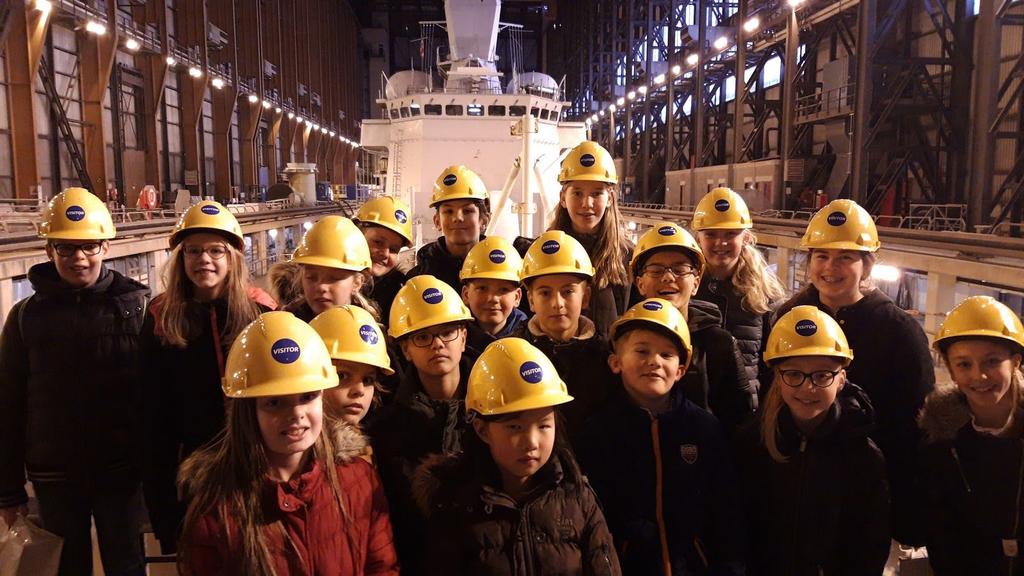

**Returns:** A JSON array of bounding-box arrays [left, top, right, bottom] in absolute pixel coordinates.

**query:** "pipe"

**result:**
[[486, 156, 521, 236]]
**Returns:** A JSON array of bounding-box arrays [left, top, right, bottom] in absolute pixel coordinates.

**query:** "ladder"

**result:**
[[38, 52, 93, 192]]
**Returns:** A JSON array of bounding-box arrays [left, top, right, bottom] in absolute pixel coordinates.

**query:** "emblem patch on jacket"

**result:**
[[680, 444, 698, 464]]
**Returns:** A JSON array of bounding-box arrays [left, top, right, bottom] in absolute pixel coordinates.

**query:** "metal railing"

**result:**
[[794, 83, 856, 121]]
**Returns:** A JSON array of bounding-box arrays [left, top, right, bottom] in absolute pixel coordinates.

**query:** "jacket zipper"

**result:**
[[950, 446, 973, 494], [789, 436, 809, 575], [521, 504, 536, 576], [649, 415, 673, 576]]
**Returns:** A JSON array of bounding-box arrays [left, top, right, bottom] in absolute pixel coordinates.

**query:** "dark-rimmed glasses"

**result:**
[[642, 263, 697, 279], [777, 368, 841, 388], [409, 325, 463, 348], [52, 242, 103, 257], [182, 245, 230, 260]]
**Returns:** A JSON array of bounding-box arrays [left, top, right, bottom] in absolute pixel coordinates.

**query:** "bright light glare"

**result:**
[[125, 38, 141, 52], [268, 229, 278, 239], [871, 264, 901, 282], [247, 94, 259, 104], [35, 0, 52, 13], [165, 56, 176, 67], [329, 131, 336, 137], [789, 0, 804, 7], [744, 17, 761, 33], [687, 54, 700, 66], [287, 112, 295, 119], [654, 73, 666, 84], [616, 97, 625, 106], [638, 85, 648, 95], [303, 221, 313, 231], [188, 66, 202, 78], [671, 64, 681, 75], [261, 100, 271, 109], [627, 90, 636, 100], [85, 21, 106, 35], [211, 78, 224, 89], [609, 104, 617, 112], [275, 107, 282, 113], [714, 36, 729, 50], [591, 114, 598, 121]]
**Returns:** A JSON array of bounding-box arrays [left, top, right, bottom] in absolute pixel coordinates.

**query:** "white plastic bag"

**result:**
[[0, 515, 63, 576]]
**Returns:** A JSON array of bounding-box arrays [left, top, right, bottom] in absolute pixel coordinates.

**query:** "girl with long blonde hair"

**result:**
[[139, 201, 276, 555]]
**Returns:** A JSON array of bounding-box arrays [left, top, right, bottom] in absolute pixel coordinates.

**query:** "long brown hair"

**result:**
[[157, 243, 262, 348], [549, 183, 629, 291]]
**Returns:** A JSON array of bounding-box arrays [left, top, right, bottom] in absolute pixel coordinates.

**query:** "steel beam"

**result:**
[[4, 2, 50, 199], [133, 0, 169, 197], [177, 0, 210, 197], [77, 2, 118, 200], [209, 0, 240, 202]]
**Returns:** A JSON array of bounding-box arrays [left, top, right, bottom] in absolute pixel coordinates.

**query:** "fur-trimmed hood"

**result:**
[[328, 418, 371, 464], [411, 452, 464, 518], [918, 373, 1024, 442]]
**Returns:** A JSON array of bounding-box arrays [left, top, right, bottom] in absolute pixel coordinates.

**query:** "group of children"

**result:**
[[0, 140, 1020, 576]]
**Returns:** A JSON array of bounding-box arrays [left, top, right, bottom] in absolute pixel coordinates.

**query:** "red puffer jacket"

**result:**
[[183, 424, 399, 576]]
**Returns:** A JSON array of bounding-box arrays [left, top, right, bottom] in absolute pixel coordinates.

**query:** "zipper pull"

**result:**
[[799, 437, 807, 453]]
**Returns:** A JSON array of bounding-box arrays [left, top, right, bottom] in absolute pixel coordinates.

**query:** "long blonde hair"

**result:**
[[549, 183, 629, 291], [759, 379, 789, 463], [731, 231, 787, 314], [177, 400, 356, 575], [157, 244, 262, 348]]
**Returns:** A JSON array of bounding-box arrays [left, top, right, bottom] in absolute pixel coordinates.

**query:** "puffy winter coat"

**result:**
[[370, 268, 406, 324], [918, 380, 1024, 576], [734, 383, 891, 576], [408, 236, 480, 292], [412, 451, 621, 576], [577, 384, 745, 576], [466, 307, 528, 356], [140, 290, 275, 551], [182, 422, 399, 576], [695, 277, 774, 394], [0, 263, 149, 508], [682, 299, 758, 436], [774, 287, 933, 544]]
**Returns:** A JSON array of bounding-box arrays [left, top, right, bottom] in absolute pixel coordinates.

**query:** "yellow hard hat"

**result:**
[[429, 165, 489, 208], [170, 200, 244, 249], [692, 187, 753, 231], [291, 216, 371, 272], [934, 295, 1024, 354], [630, 222, 706, 276], [388, 274, 473, 339], [520, 230, 595, 282], [222, 311, 340, 398], [800, 199, 880, 253], [610, 298, 693, 372], [558, 141, 617, 184], [309, 305, 394, 375], [39, 187, 116, 240], [460, 236, 524, 284], [355, 196, 413, 247], [764, 305, 853, 366], [466, 338, 573, 416]]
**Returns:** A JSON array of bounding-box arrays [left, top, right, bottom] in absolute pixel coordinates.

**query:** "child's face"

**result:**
[[433, 199, 487, 248], [363, 225, 404, 278], [560, 181, 609, 235], [945, 339, 1021, 414], [462, 279, 521, 330], [526, 274, 590, 340], [808, 249, 865, 305], [634, 250, 700, 312], [775, 356, 846, 425], [610, 329, 684, 409], [696, 229, 745, 276], [256, 391, 324, 462], [473, 407, 556, 491], [46, 239, 108, 289], [400, 323, 467, 378], [324, 360, 378, 425], [302, 264, 358, 314], [181, 233, 231, 294]]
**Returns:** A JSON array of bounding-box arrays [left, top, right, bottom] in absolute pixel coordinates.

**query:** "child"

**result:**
[[919, 296, 1024, 575], [0, 188, 150, 575], [366, 275, 474, 572], [514, 230, 615, 442], [459, 235, 527, 354], [735, 305, 890, 575], [409, 165, 490, 291], [632, 221, 755, 434], [413, 338, 621, 575], [692, 187, 786, 393], [354, 196, 415, 323], [577, 299, 745, 575], [286, 215, 375, 322], [310, 304, 394, 427], [140, 200, 276, 553], [776, 198, 932, 546], [177, 311, 398, 575]]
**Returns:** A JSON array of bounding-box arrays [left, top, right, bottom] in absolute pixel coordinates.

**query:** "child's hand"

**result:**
[[0, 504, 28, 527]]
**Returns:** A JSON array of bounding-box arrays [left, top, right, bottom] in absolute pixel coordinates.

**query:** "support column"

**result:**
[[779, 5, 800, 198], [924, 271, 957, 342], [279, 117, 298, 173], [264, 110, 283, 184], [966, 0, 999, 228], [134, 0, 168, 196], [0, 278, 13, 326], [850, 0, 875, 203], [77, 3, 118, 199], [772, 246, 792, 293], [4, 2, 51, 199], [211, 89, 238, 202], [150, 248, 170, 294], [296, 123, 310, 162], [177, 0, 209, 197], [732, 0, 748, 164]]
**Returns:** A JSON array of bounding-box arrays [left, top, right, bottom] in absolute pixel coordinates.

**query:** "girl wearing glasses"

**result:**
[[919, 296, 1024, 575], [139, 200, 276, 555], [736, 305, 891, 575]]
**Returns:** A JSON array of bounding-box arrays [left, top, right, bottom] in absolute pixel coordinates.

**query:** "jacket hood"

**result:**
[[687, 298, 724, 332], [327, 418, 370, 464], [499, 307, 529, 337], [527, 314, 596, 341], [778, 382, 876, 449], [28, 261, 149, 300], [918, 373, 1024, 442], [781, 285, 892, 318], [394, 355, 472, 407]]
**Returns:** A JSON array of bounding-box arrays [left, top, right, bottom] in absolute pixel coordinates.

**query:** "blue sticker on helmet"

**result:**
[[65, 205, 86, 222], [422, 288, 444, 304], [520, 361, 544, 384], [643, 300, 663, 311], [201, 204, 221, 216], [658, 225, 676, 236], [826, 211, 847, 226], [541, 240, 560, 254], [579, 153, 596, 167], [443, 174, 458, 187], [271, 338, 301, 364], [714, 199, 731, 212], [394, 209, 408, 224], [359, 324, 379, 345], [488, 249, 506, 264], [794, 319, 818, 337]]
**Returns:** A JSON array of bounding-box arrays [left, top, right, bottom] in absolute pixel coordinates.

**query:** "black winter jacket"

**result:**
[[0, 264, 149, 508], [408, 236, 479, 292], [735, 383, 891, 576], [774, 287, 933, 544], [682, 300, 758, 436], [695, 277, 774, 395], [577, 384, 745, 576], [918, 381, 1024, 576], [370, 267, 406, 324], [413, 451, 621, 576], [366, 356, 473, 574]]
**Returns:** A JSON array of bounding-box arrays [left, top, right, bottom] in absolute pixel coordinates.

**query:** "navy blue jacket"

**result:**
[[466, 307, 528, 355]]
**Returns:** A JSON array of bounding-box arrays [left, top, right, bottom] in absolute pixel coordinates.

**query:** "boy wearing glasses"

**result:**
[[577, 299, 745, 576], [367, 274, 474, 572], [0, 188, 150, 574], [632, 222, 755, 435]]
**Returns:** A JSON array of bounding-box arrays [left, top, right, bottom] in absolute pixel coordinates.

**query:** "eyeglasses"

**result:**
[[642, 263, 697, 278], [409, 325, 463, 348], [777, 368, 842, 389], [182, 245, 230, 260], [52, 242, 103, 257]]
